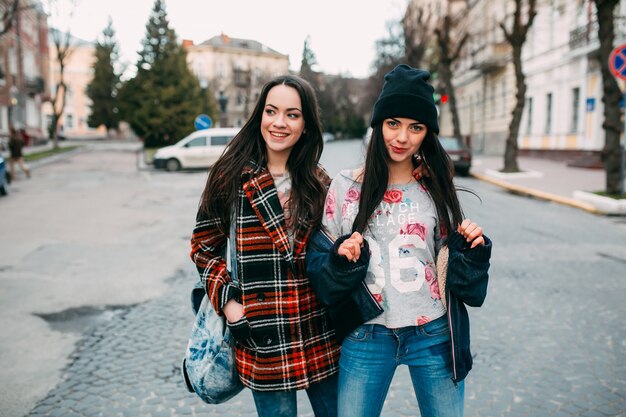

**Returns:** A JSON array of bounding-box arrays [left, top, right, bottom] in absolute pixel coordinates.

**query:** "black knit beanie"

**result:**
[[370, 64, 439, 135]]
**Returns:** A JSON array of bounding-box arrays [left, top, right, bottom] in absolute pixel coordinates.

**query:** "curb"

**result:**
[[470, 172, 605, 215]]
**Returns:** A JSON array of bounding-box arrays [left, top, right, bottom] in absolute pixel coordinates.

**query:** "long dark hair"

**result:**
[[199, 74, 327, 232], [352, 123, 464, 237]]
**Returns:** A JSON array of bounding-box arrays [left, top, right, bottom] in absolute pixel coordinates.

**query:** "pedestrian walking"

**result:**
[[19, 128, 31, 147], [306, 64, 493, 417], [190, 74, 340, 417], [8, 126, 31, 180]]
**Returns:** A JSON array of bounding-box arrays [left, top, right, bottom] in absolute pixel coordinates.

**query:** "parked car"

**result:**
[[0, 153, 9, 196], [153, 127, 241, 172], [322, 132, 335, 142], [438, 136, 472, 176]]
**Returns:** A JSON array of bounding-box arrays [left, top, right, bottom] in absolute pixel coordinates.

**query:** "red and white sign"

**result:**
[[609, 44, 626, 81]]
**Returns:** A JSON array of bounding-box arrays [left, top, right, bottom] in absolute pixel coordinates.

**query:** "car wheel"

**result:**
[[457, 167, 470, 177], [165, 158, 181, 172]]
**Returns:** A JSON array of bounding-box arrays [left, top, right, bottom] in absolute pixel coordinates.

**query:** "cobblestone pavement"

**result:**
[[25, 178, 626, 417]]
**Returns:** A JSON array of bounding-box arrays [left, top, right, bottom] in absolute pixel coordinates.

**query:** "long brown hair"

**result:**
[[352, 124, 465, 237], [199, 74, 327, 232]]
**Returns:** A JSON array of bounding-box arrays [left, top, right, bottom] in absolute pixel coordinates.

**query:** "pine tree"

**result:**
[[86, 18, 121, 134], [118, 0, 203, 148], [299, 36, 320, 90]]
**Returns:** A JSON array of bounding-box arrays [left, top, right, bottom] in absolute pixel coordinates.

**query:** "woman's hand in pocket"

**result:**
[[223, 299, 245, 323]]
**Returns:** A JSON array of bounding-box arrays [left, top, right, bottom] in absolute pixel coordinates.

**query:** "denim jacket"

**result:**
[[305, 229, 492, 383]]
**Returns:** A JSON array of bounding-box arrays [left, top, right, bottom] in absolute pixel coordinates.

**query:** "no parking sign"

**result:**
[[609, 44, 626, 81]]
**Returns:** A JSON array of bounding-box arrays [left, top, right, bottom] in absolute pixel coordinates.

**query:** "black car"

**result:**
[[438, 136, 472, 176]]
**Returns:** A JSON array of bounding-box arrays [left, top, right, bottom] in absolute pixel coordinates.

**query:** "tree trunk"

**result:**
[[594, 0, 623, 195], [503, 44, 526, 173], [439, 62, 462, 140]]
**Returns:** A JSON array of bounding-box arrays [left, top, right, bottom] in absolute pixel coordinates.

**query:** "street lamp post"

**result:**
[[219, 91, 228, 127]]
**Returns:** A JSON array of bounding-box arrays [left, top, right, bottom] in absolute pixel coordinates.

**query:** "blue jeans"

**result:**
[[251, 372, 338, 417], [338, 316, 464, 417]]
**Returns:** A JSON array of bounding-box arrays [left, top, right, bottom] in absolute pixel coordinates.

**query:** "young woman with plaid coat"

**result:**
[[190, 74, 340, 417]]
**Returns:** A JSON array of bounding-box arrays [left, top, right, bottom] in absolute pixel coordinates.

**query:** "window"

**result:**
[[571, 87, 580, 133], [0, 55, 5, 86], [545, 93, 552, 134], [8, 47, 17, 75], [527, 97, 533, 134], [185, 137, 206, 147], [501, 79, 506, 117], [66, 114, 74, 129], [210, 136, 230, 146], [474, 93, 483, 120], [490, 83, 496, 117]]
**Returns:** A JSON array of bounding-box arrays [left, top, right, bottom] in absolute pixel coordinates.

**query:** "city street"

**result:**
[[1, 139, 625, 417]]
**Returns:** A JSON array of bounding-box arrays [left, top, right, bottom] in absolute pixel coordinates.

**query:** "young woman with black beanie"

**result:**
[[306, 64, 493, 417]]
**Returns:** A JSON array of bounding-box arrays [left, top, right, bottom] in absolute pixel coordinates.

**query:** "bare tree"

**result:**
[[592, 0, 623, 195], [402, 0, 433, 69], [48, 27, 72, 148], [435, 11, 469, 142], [500, 0, 537, 172], [45, 0, 78, 148], [365, 21, 405, 117]]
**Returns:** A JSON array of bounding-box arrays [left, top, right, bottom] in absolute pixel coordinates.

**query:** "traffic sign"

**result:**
[[194, 114, 212, 130], [609, 44, 626, 81], [610, 44, 626, 195]]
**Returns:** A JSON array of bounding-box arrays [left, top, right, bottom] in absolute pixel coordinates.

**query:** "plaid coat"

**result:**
[[190, 161, 340, 391]]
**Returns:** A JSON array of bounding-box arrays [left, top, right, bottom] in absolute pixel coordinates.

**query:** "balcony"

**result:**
[[233, 69, 251, 88], [470, 41, 511, 73], [570, 17, 626, 51], [569, 20, 598, 50]]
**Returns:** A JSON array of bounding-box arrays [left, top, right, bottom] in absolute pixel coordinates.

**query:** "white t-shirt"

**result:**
[[322, 169, 446, 328]]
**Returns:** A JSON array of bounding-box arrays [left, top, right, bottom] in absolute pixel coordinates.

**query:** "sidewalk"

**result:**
[[469, 155, 626, 215]]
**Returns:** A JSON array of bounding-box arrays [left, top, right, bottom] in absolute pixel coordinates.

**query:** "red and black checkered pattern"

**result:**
[[191, 161, 340, 391]]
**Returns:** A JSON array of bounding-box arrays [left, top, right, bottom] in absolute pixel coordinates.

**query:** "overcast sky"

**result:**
[[57, 0, 408, 79]]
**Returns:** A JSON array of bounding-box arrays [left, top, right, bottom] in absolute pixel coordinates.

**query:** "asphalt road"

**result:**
[[1, 139, 625, 417]]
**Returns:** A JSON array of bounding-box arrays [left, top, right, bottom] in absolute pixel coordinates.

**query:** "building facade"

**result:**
[[0, 0, 48, 140], [438, 0, 515, 155], [184, 34, 289, 128], [520, 0, 626, 155], [439, 0, 626, 156], [43, 30, 105, 139]]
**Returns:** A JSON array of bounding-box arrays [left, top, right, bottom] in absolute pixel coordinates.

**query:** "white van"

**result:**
[[153, 127, 240, 171]]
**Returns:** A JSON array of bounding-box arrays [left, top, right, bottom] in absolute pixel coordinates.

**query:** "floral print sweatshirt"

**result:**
[[323, 169, 446, 328]]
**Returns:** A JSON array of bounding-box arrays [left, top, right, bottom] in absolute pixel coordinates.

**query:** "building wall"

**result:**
[[439, 0, 517, 155], [521, 0, 626, 153], [0, 0, 48, 140], [43, 36, 105, 139], [185, 36, 289, 128], [442, 0, 626, 156]]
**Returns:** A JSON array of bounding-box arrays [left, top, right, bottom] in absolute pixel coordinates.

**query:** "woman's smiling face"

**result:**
[[382, 117, 428, 164], [261, 84, 305, 160]]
